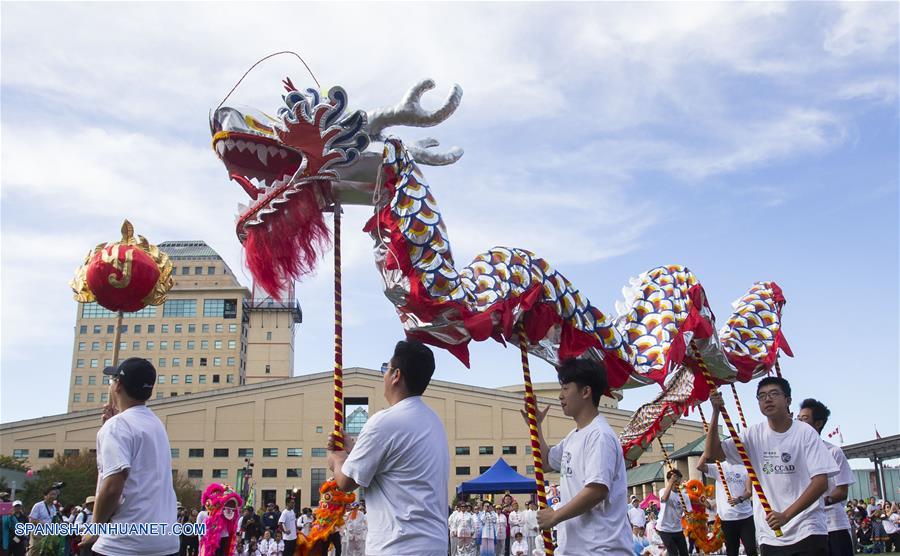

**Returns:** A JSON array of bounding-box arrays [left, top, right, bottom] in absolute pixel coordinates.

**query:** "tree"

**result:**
[[0, 455, 28, 471], [20, 452, 98, 510], [172, 470, 202, 510]]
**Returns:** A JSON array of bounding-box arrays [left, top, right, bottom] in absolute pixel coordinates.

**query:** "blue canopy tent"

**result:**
[[456, 457, 537, 494]]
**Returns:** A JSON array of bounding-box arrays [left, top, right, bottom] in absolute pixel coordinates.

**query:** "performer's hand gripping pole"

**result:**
[[691, 341, 782, 536], [517, 326, 554, 555], [697, 405, 733, 501], [332, 201, 345, 450]]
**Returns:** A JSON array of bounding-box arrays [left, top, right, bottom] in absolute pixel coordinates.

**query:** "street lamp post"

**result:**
[[241, 457, 254, 504]]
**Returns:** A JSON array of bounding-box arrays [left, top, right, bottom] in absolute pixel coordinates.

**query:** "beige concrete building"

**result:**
[[68, 241, 301, 411], [3, 368, 705, 509]]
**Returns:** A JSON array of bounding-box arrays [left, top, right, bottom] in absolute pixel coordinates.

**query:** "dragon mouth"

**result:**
[[212, 130, 305, 198]]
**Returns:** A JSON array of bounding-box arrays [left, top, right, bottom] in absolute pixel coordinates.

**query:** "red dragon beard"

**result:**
[[242, 184, 331, 299]]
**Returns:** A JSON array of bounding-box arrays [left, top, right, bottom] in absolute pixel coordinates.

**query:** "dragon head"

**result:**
[[210, 77, 463, 298]]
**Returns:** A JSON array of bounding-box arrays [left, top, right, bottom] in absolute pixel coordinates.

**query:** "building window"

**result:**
[[38, 449, 54, 458], [92, 325, 100, 333], [213, 448, 229, 458], [174, 341, 182, 350], [199, 375, 207, 383], [172, 358, 180, 368], [74, 376, 83, 385], [315, 426, 323, 433], [200, 358, 208, 367], [174, 324, 182, 334], [227, 357, 235, 367], [181, 266, 190, 275], [91, 341, 99, 351], [104, 359, 112, 367], [261, 469, 277, 478], [526, 465, 535, 474], [263, 448, 278, 457], [12, 449, 29, 458], [214, 358, 222, 367], [266, 331, 273, 341], [103, 376, 110, 385], [107, 325, 115, 334], [502, 446, 517, 455], [156, 392, 163, 399], [287, 468, 301, 478], [148, 324, 155, 333], [201, 340, 209, 350], [265, 364, 271, 374], [64, 449, 80, 457], [87, 393, 95, 402], [90, 359, 99, 368], [187, 469, 203, 479], [310, 468, 327, 506], [187, 340, 195, 349], [346, 408, 369, 435], [103, 341, 111, 351], [311, 448, 326, 458], [479, 446, 494, 456], [171, 374, 179, 383], [146, 341, 155, 350], [215, 323, 224, 333], [455, 446, 470, 455], [158, 375, 166, 384], [134, 324, 142, 334], [207, 266, 216, 275], [170, 448, 180, 458], [100, 393, 108, 402], [238, 448, 254, 457], [212, 374, 220, 383], [456, 467, 470, 475], [188, 324, 196, 333], [81, 302, 156, 318], [158, 358, 166, 368], [229, 324, 238, 333], [194, 266, 202, 274], [185, 374, 193, 383], [120, 325, 127, 334], [204, 299, 238, 319], [202, 324, 209, 333], [79, 325, 88, 334], [287, 448, 303, 457], [161, 324, 169, 333], [78, 341, 86, 351], [160, 341, 168, 351], [479, 466, 491, 474], [228, 340, 236, 349], [662, 443, 675, 452], [212, 469, 228, 479], [186, 358, 194, 368], [88, 376, 96, 385], [76, 359, 85, 368], [73, 393, 81, 402], [132, 341, 140, 350], [214, 340, 222, 350], [189, 448, 204, 458]]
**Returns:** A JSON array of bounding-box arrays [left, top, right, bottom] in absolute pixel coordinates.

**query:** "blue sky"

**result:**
[[2, 3, 898, 456]]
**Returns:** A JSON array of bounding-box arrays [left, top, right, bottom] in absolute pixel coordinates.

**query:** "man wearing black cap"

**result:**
[[78, 357, 179, 556]]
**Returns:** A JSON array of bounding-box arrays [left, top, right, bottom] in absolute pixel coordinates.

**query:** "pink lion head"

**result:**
[[200, 483, 243, 556]]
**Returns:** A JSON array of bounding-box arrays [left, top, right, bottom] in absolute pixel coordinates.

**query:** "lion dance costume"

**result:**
[[199, 484, 243, 556]]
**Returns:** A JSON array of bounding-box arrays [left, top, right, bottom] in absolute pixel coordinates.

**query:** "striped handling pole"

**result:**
[[691, 340, 782, 536], [332, 201, 345, 450], [730, 384, 748, 429], [517, 325, 554, 555], [697, 405, 733, 501], [774, 358, 783, 378]]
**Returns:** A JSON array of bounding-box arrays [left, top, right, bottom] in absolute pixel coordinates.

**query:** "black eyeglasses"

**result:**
[[756, 391, 785, 401]]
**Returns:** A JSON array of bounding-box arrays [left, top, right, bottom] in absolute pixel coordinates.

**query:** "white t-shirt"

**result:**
[[884, 513, 899, 535], [704, 462, 753, 521], [627, 505, 646, 528], [548, 413, 632, 555], [823, 441, 855, 532], [722, 420, 838, 547], [657, 486, 691, 533], [93, 404, 180, 556], [28, 501, 57, 524], [342, 396, 449, 556], [511, 538, 529, 555], [278, 509, 297, 540]]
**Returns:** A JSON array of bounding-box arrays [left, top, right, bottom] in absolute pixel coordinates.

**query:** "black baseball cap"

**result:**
[[104, 357, 156, 400]]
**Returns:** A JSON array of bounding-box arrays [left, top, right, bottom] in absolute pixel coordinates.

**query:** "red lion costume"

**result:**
[[200, 483, 243, 556]]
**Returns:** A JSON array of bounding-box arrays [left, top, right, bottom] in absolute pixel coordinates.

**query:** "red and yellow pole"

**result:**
[[656, 436, 689, 512], [332, 201, 345, 450], [730, 384, 748, 429], [691, 341, 782, 536], [517, 326, 554, 555]]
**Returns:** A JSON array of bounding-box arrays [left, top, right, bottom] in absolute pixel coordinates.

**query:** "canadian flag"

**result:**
[[826, 426, 844, 444]]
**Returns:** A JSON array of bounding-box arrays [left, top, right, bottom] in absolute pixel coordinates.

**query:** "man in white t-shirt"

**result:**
[[526, 358, 632, 555], [277, 501, 297, 555], [78, 357, 180, 556], [327, 340, 449, 556], [697, 454, 755, 556], [797, 398, 856, 556], [656, 469, 691, 556], [704, 377, 838, 555], [628, 497, 647, 530]]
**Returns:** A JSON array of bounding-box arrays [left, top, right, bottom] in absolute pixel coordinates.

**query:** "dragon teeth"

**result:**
[[278, 149, 288, 159], [224, 139, 235, 150], [267, 146, 279, 157], [236, 140, 247, 152], [215, 142, 226, 157], [257, 147, 268, 166], [246, 143, 257, 154]]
